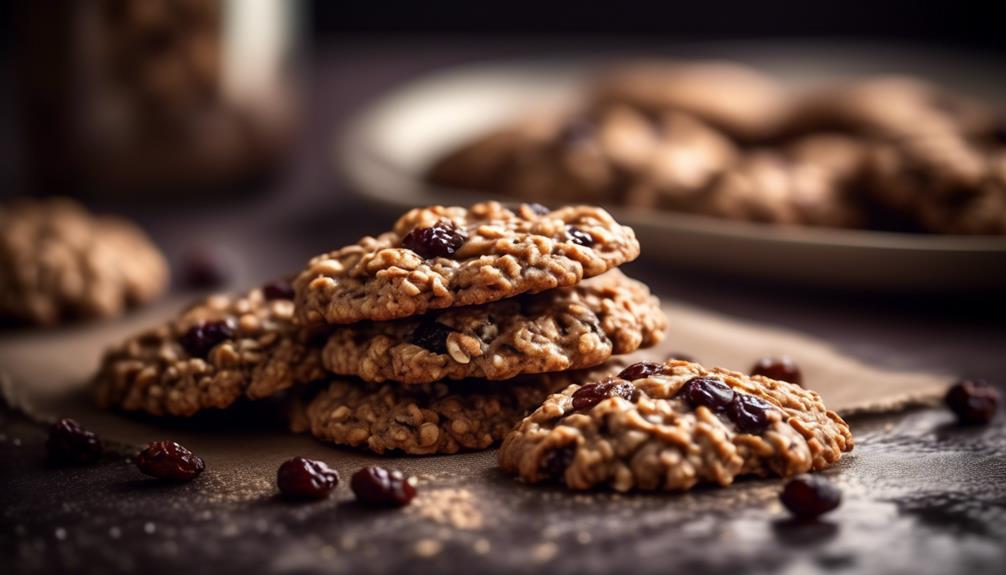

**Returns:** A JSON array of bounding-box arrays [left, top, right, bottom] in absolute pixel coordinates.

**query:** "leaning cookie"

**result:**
[[499, 360, 853, 492], [0, 197, 169, 325], [291, 363, 624, 456], [322, 269, 665, 384], [294, 201, 640, 326], [94, 283, 324, 417]]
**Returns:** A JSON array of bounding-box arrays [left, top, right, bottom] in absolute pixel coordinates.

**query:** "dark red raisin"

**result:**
[[556, 118, 596, 149], [527, 203, 551, 216], [729, 393, 777, 434], [945, 379, 1000, 425], [541, 445, 577, 481], [135, 441, 205, 481], [407, 320, 453, 354], [566, 226, 595, 247], [751, 356, 803, 386], [617, 362, 665, 381], [571, 379, 639, 411], [179, 320, 233, 358], [679, 376, 734, 413], [667, 352, 697, 363], [401, 221, 466, 259], [262, 278, 295, 301], [277, 457, 340, 499], [46, 418, 102, 465], [780, 475, 842, 519], [350, 466, 416, 507], [181, 249, 230, 289]]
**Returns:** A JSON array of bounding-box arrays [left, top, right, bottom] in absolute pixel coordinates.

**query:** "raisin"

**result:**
[[667, 352, 697, 363], [179, 320, 233, 358], [541, 445, 576, 481], [566, 226, 595, 247], [729, 393, 777, 434], [556, 118, 596, 149], [135, 441, 205, 481], [262, 277, 295, 301], [181, 249, 230, 289], [350, 466, 416, 507], [407, 320, 453, 354], [780, 475, 842, 519], [617, 361, 665, 381], [401, 221, 466, 259], [945, 379, 1000, 425], [46, 418, 102, 465], [527, 203, 551, 216], [679, 376, 734, 413], [751, 356, 803, 386], [571, 379, 638, 411], [277, 457, 340, 499]]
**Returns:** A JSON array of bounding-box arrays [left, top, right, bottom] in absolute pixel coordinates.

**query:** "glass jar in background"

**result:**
[[17, 0, 301, 199]]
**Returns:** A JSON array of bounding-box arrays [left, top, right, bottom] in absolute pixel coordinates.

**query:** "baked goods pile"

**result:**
[[428, 62, 1006, 235], [92, 200, 853, 491]]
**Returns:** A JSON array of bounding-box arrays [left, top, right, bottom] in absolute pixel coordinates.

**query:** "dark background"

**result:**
[[310, 1, 1006, 54]]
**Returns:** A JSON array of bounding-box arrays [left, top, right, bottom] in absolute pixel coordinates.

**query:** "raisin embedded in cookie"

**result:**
[[0, 197, 169, 325], [291, 363, 623, 456], [498, 360, 854, 492], [321, 269, 666, 384], [293, 201, 641, 326], [94, 287, 324, 417]]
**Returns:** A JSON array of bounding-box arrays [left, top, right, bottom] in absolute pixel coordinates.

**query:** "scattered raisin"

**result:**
[[262, 277, 295, 301], [566, 226, 595, 247], [181, 249, 230, 289], [350, 466, 416, 507], [751, 356, 803, 386], [617, 361, 665, 381], [46, 418, 102, 465], [945, 379, 1000, 425], [571, 379, 638, 411], [780, 475, 842, 519], [667, 352, 697, 363], [729, 393, 777, 434], [135, 441, 205, 481], [407, 320, 453, 354], [401, 221, 466, 258], [277, 457, 340, 499], [179, 320, 233, 358], [541, 445, 576, 481], [680, 376, 734, 413]]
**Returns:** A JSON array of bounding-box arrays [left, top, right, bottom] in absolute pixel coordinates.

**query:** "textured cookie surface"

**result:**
[[499, 360, 853, 492], [292, 363, 624, 456], [322, 269, 665, 384], [0, 197, 169, 325], [294, 201, 640, 325], [94, 286, 324, 417]]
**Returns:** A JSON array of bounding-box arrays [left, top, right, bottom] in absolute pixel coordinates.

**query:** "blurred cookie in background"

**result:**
[[0, 197, 169, 326]]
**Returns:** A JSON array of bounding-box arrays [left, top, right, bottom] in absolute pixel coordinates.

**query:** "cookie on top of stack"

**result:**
[[94, 201, 667, 455]]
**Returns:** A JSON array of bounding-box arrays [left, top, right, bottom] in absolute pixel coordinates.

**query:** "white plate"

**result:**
[[338, 42, 1006, 291]]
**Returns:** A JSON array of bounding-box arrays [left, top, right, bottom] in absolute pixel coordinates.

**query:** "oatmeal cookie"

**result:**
[[702, 144, 868, 228], [498, 360, 853, 492], [294, 201, 640, 326], [321, 269, 665, 384], [94, 284, 324, 417], [592, 60, 790, 142], [789, 76, 998, 140], [868, 133, 1006, 234], [0, 197, 168, 325], [291, 363, 623, 455]]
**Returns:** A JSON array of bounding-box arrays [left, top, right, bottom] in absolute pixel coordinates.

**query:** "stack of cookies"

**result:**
[[94, 201, 666, 455], [93, 200, 854, 491]]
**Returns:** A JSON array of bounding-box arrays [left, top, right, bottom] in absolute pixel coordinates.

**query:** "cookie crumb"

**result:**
[[414, 538, 443, 558]]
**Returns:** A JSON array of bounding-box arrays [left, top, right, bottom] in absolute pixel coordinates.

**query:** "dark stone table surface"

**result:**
[[3, 40, 1006, 575]]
